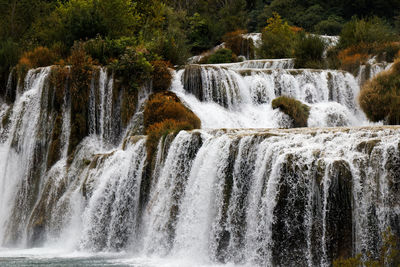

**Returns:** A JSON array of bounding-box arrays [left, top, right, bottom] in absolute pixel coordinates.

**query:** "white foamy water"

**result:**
[[174, 63, 373, 129], [0, 52, 398, 267]]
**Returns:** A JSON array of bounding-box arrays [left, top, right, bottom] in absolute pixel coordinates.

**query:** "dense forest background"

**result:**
[[0, 0, 399, 91]]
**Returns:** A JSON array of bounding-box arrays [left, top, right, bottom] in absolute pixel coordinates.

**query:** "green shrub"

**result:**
[[188, 13, 216, 54], [359, 60, 400, 125], [32, 0, 139, 48], [333, 228, 400, 267], [148, 7, 191, 66], [258, 13, 297, 59], [0, 39, 20, 91], [339, 17, 398, 49], [294, 33, 326, 69], [314, 16, 344, 36], [272, 96, 310, 127], [111, 47, 153, 92], [207, 48, 238, 64], [82, 36, 137, 65]]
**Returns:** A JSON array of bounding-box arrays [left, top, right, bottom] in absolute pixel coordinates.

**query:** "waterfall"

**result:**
[[0, 57, 399, 266], [7, 125, 395, 266], [174, 63, 368, 128]]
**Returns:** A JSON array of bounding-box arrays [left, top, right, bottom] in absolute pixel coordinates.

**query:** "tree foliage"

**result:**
[[258, 13, 296, 59]]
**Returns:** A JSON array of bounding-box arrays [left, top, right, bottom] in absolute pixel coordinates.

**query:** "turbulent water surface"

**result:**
[[0, 46, 398, 266]]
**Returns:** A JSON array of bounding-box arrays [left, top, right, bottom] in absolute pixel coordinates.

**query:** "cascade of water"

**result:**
[[212, 59, 295, 70], [356, 61, 393, 85], [142, 131, 203, 255], [88, 68, 118, 146], [175, 65, 369, 128], [1, 71, 399, 265], [80, 138, 147, 251], [0, 67, 52, 245], [0, 50, 399, 267], [139, 127, 399, 266]]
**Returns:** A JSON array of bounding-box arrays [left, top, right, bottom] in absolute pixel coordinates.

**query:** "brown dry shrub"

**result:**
[[144, 91, 201, 157], [339, 42, 400, 73], [144, 91, 201, 129], [290, 26, 304, 33], [338, 49, 368, 74], [17, 46, 58, 78], [359, 60, 400, 125], [67, 43, 95, 155], [151, 60, 173, 92], [272, 96, 310, 128], [146, 119, 194, 154], [223, 30, 247, 56]]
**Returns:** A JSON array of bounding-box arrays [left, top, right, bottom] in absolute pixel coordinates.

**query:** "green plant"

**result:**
[[82, 36, 137, 65], [0, 39, 20, 92], [359, 59, 400, 125], [67, 43, 95, 155], [258, 13, 297, 59], [294, 32, 326, 69], [207, 48, 238, 64], [333, 228, 400, 266], [148, 7, 191, 66], [314, 16, 344, 35], [272, 96, 310, 127], [111, 47, 153, 92], [339, 17, 398, 49]]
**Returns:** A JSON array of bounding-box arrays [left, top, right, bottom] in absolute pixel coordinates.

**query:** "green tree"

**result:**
[[339, 16, 398, 49], [258, 13, 297, 59], [294, 32, 326, 68]]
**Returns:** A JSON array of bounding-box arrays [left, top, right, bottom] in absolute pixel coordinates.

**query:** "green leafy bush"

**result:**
[[272, 96, 310, 127], [0, 39, 20, 90], [333, 228, 400, 267], [294, 33, 326, 68], [82, 36, 137, 65], [339, 17, 398, 49], [207, 48, 238, 64], [111, 47, 153, 92], [188, 13, 216, 54], [33, 0, 138, 48], [359, 59, 400, 125], [148, 7, 191, 66], [314, 16, 344, 35], [258, 13, 297, 59]]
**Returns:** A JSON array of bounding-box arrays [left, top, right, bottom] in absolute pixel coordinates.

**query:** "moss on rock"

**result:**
[[272, 96, 310, 128]]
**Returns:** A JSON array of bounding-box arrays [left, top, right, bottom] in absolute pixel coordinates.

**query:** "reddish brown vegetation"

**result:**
[[359, 59, 400, 125], [151, 60, 173, 92], [144, 91, 201, 157]]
